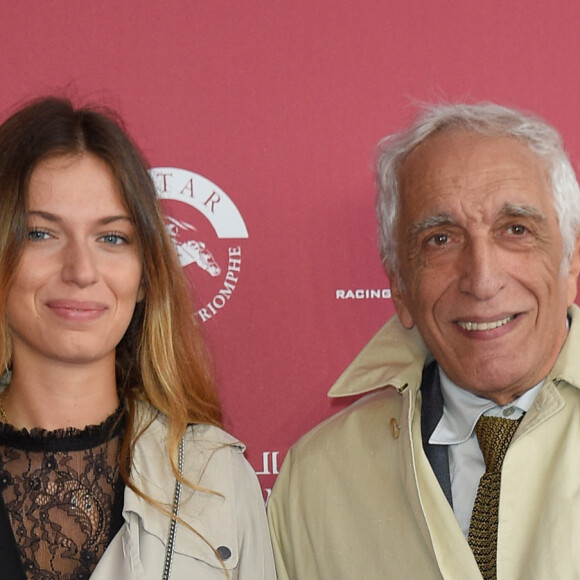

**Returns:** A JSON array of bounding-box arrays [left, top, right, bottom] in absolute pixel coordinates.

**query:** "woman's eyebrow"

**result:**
[[27, 210, 133, 225]]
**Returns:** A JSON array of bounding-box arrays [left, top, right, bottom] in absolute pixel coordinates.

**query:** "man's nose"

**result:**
[[61, 240, 99, 287], [458, 238, 506, 300]]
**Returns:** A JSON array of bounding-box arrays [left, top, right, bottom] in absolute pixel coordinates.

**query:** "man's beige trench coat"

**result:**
[[268, 305, 580, 579]]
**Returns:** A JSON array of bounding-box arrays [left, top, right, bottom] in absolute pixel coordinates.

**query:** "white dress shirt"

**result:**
[[429, 368, 542, 537]]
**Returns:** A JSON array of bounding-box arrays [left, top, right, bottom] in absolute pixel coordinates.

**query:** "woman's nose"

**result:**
[[61, 240, 99, 287]]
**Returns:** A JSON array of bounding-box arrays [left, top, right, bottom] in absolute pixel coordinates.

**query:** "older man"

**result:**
[[268, 103, 580, 579]]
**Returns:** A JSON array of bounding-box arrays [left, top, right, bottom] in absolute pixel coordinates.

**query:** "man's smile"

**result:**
[[456, 314, 517, 332]]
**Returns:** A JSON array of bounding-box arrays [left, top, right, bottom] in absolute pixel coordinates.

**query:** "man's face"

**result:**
[[391, 129, 580, 404]]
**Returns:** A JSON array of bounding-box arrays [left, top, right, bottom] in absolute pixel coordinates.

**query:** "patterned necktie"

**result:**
[[468, 415, 523, 579]]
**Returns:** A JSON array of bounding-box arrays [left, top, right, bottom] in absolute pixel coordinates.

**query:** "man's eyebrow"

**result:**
[[27, 210, 133, 225], [408, 204, 547, 236], [410, 213, 456, 235], [500, 203, 546, 221]]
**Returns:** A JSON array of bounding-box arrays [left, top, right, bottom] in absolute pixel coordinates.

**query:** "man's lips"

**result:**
[[455, 314, 518, 332]]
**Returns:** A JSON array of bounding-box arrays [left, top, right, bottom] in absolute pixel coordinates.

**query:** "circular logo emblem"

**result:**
[[151, 167, 248, 322]]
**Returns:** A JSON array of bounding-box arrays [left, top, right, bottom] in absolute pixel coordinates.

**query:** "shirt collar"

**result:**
[[429, 367, 543, 445]]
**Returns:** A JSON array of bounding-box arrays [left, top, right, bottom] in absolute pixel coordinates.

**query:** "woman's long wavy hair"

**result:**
[[0, 96, 223, 501]]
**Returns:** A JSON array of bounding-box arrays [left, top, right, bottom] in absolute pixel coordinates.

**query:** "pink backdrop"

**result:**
[[3, 1, 580, 498]]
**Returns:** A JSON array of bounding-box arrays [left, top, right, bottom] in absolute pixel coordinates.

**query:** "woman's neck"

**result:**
[[3, 358, 119, 431]]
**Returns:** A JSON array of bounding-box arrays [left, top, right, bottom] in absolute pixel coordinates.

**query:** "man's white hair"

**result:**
[[375, 103, 580, 277]]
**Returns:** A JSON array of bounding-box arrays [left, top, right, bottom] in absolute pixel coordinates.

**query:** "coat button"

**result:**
[[217, 546, 232, 560], [390, 418, 400, 439]]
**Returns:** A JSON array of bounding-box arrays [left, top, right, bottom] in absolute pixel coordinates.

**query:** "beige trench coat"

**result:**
[[268, 306, 580, 579], [92, 409, 276, 579]]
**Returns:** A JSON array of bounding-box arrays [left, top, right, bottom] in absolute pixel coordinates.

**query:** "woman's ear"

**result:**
[[137, 276, 146, 302]]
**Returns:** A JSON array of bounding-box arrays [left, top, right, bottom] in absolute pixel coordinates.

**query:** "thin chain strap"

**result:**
[[162, 435, 185, 580]]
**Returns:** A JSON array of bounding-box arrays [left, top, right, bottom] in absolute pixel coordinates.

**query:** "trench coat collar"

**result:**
[[328, 305, 580, 398], [549, 304, 580, 390], [328, 315, 429, 398]]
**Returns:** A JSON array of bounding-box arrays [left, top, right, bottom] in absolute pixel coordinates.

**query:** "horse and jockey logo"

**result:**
[[165, 216, 221, 277], [151, 167, 249, 321]]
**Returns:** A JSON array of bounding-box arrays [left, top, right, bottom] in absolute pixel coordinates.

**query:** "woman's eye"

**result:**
[[100, 233, 128, 245], [27, 229, 50, 241]]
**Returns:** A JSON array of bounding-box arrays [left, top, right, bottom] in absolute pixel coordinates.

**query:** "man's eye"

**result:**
[[427, 233, 449, 246], [508, 224, 527, 235]]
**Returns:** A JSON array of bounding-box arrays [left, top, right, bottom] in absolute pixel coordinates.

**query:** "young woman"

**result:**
[[0, 96, 275, 579]]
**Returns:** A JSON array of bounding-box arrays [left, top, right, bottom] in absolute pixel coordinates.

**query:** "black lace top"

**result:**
[[0, 409, 126, 579]]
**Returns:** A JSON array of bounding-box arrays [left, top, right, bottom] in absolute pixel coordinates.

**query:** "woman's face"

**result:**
[[6, 153, 144, 370]]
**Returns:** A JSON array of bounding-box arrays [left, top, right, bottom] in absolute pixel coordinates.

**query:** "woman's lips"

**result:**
[[46, 300, 107, 321]]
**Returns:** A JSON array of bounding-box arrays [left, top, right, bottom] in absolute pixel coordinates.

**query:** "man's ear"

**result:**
[[388, 270, 415, 329], [567, 234, 580, 305]]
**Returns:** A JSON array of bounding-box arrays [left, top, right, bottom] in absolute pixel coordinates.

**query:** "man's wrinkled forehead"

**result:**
[[398, 129, 553, 202]]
